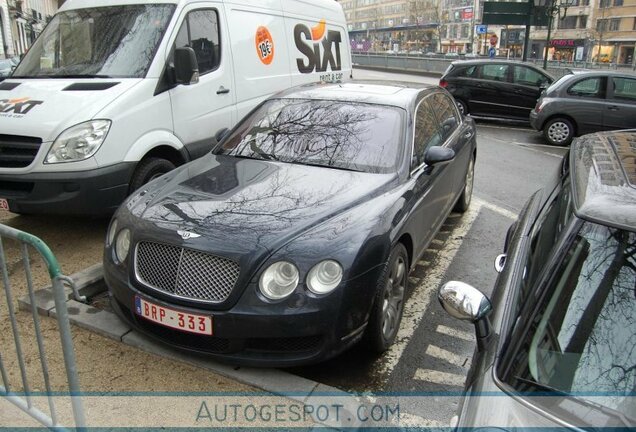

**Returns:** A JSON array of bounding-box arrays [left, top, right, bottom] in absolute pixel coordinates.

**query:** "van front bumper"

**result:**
[[0, 162, 136, 216]]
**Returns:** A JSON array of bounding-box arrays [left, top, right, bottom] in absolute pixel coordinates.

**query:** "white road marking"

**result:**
[[373, 202, 481, 380], [425, 345, 470, 369], [435, 325, 474, 342], [414, 369, 466, 387], [473, 197, 518, 220]]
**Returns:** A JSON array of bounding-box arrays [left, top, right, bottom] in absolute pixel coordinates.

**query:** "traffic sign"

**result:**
[[475, 25, 487, 35], [490, 34, 498, 46]]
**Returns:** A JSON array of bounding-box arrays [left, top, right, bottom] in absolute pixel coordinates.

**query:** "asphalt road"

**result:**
[[288, 68, 570, 424]]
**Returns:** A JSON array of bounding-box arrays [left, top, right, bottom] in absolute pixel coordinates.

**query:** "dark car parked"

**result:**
[[439, 130, 636, 429], [104, 81, 477, 366], [440, 60, 553, 120], [530, 70, 636, 145]]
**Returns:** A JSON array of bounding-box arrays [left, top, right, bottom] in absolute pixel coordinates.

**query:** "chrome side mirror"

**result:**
[[438, 281, 493, 350], [438, 281, 491, 323]]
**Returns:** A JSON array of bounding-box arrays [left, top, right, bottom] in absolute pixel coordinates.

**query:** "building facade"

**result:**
[[2, 0, 59, 58]]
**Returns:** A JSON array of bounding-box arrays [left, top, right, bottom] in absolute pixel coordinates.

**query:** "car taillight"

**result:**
[[535, 100, 543, 113], [439, 79, 448, 88]]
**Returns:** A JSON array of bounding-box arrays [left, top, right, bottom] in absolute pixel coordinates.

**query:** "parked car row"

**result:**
[[440, 59, 636, 145]]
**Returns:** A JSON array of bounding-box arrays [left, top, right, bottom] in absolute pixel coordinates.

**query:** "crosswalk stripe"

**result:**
[[425, 345, 469, 368], [435, 325, 474, 342], [414, 369, 466, 387]]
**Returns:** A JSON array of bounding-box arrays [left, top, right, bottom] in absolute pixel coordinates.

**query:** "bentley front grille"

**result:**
[[135, 241, 240, 303]]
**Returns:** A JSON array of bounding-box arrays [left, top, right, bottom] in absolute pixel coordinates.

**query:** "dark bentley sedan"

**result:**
[[439, 130, 635, 428], [104, 81, 477, 366]]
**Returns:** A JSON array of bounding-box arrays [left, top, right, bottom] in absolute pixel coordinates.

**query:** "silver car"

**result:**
[[0, 59, 15, 81], [439, 130, 636, 429], [530, 70, 636, 145]]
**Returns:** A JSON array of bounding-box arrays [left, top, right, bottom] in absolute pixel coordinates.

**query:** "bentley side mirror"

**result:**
[[215, 128, 230, 144], [174, 47, 199, 85], [438, 281, 492, 351], [424, 146, 455, 166]]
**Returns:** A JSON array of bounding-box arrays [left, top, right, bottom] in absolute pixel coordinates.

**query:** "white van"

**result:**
[[0, 0, 352, 215]]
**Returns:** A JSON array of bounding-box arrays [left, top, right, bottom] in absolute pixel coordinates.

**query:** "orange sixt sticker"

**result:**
[[255, 26, 275, 65]]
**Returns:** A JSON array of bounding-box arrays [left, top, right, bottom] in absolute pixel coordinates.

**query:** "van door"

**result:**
[[169, 3, 237, 159]]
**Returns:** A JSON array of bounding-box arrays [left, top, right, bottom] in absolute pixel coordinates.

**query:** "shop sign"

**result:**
[[550, 39, 576, 47]]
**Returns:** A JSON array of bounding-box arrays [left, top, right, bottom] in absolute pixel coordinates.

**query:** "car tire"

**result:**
[[456, 99, 468, 116], [364, 243, 408, 353], [543, 117, 574, 146], [129, 157, 175, 193], [454, 155, 474, 213]]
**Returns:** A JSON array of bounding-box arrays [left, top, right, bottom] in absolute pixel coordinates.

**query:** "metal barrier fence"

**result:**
[[0, 224, 85, 430], [352, 53, 636, 79]]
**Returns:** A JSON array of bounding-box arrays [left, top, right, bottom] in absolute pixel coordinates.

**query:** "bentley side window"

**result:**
[[413, 99, 442, 168]]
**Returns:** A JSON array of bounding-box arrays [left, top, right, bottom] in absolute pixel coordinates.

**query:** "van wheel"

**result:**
[[129, 157, 175, 193], [364, 243, 408, 353], [454, 155, 474, 213], [543, 117, 574, 146], [456, 99, 468, 116]]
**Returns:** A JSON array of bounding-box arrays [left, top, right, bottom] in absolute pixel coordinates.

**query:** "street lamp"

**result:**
[[542, 0, 576, 70]]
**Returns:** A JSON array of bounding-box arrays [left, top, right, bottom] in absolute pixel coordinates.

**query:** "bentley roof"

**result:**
[[273, 81, 436, 110]]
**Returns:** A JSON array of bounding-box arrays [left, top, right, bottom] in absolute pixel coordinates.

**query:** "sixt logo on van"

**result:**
[[294, 20, 342, 74], [0, 97, 44, 116]]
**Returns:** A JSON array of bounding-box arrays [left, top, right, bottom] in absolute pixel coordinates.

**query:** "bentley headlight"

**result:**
[[307, 260, 343, 294], [107, 218, 118, 246], [115, 229, 131, 263], [45, 120, 111, 163], [259, 261, 299, 300]]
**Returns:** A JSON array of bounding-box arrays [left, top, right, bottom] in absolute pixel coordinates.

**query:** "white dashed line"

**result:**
[[435, 325, 474, 342], [473, 197, 518, 220], [413, 369, 466, 387], [425, 345, 470, 369]]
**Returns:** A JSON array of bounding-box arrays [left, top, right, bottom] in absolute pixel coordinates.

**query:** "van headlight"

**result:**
[[115, 229, 131, 263], [259, 261, 299, 300], [45, 120, 111, 163], [307, 260, 343, 294]]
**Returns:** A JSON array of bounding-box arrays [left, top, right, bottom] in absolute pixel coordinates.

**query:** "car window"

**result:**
[[456, 65, 477, 77], [431, 93, 460, 141], [611, 77, 636, 101], [567, 77, 607, 98], [513, 66, 547, 87], [520, 173, 574, 308], [503, 221, 636, 420], [173, 9, 220, 75], [218, 99, 405, 174], [480, 64, 509, 82], [413, 98, 443, 168]]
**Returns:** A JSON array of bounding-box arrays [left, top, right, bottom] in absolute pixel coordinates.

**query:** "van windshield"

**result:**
[[12, 5, 175, 79]]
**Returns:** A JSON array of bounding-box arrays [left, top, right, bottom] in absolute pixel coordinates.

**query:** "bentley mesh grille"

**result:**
[[135, 241, 240, 303]]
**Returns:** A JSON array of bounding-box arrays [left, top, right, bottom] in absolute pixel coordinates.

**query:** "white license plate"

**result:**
[[0, 199, 9, 211], [134, 296, 213, 336]]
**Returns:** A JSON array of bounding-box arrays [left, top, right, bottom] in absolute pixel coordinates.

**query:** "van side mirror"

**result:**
[[174, 47, 199, 85], [438, 281, 492, 351]]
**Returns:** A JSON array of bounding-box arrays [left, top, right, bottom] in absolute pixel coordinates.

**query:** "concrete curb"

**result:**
[[18, 264, 352, 428]]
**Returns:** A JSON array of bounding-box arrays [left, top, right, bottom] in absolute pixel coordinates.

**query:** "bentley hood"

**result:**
[[129, 154, 397, 254]]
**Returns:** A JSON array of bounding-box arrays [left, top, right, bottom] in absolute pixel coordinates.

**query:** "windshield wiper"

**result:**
[[50, 74, 114, 79], [287, 161, 363, 172]]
